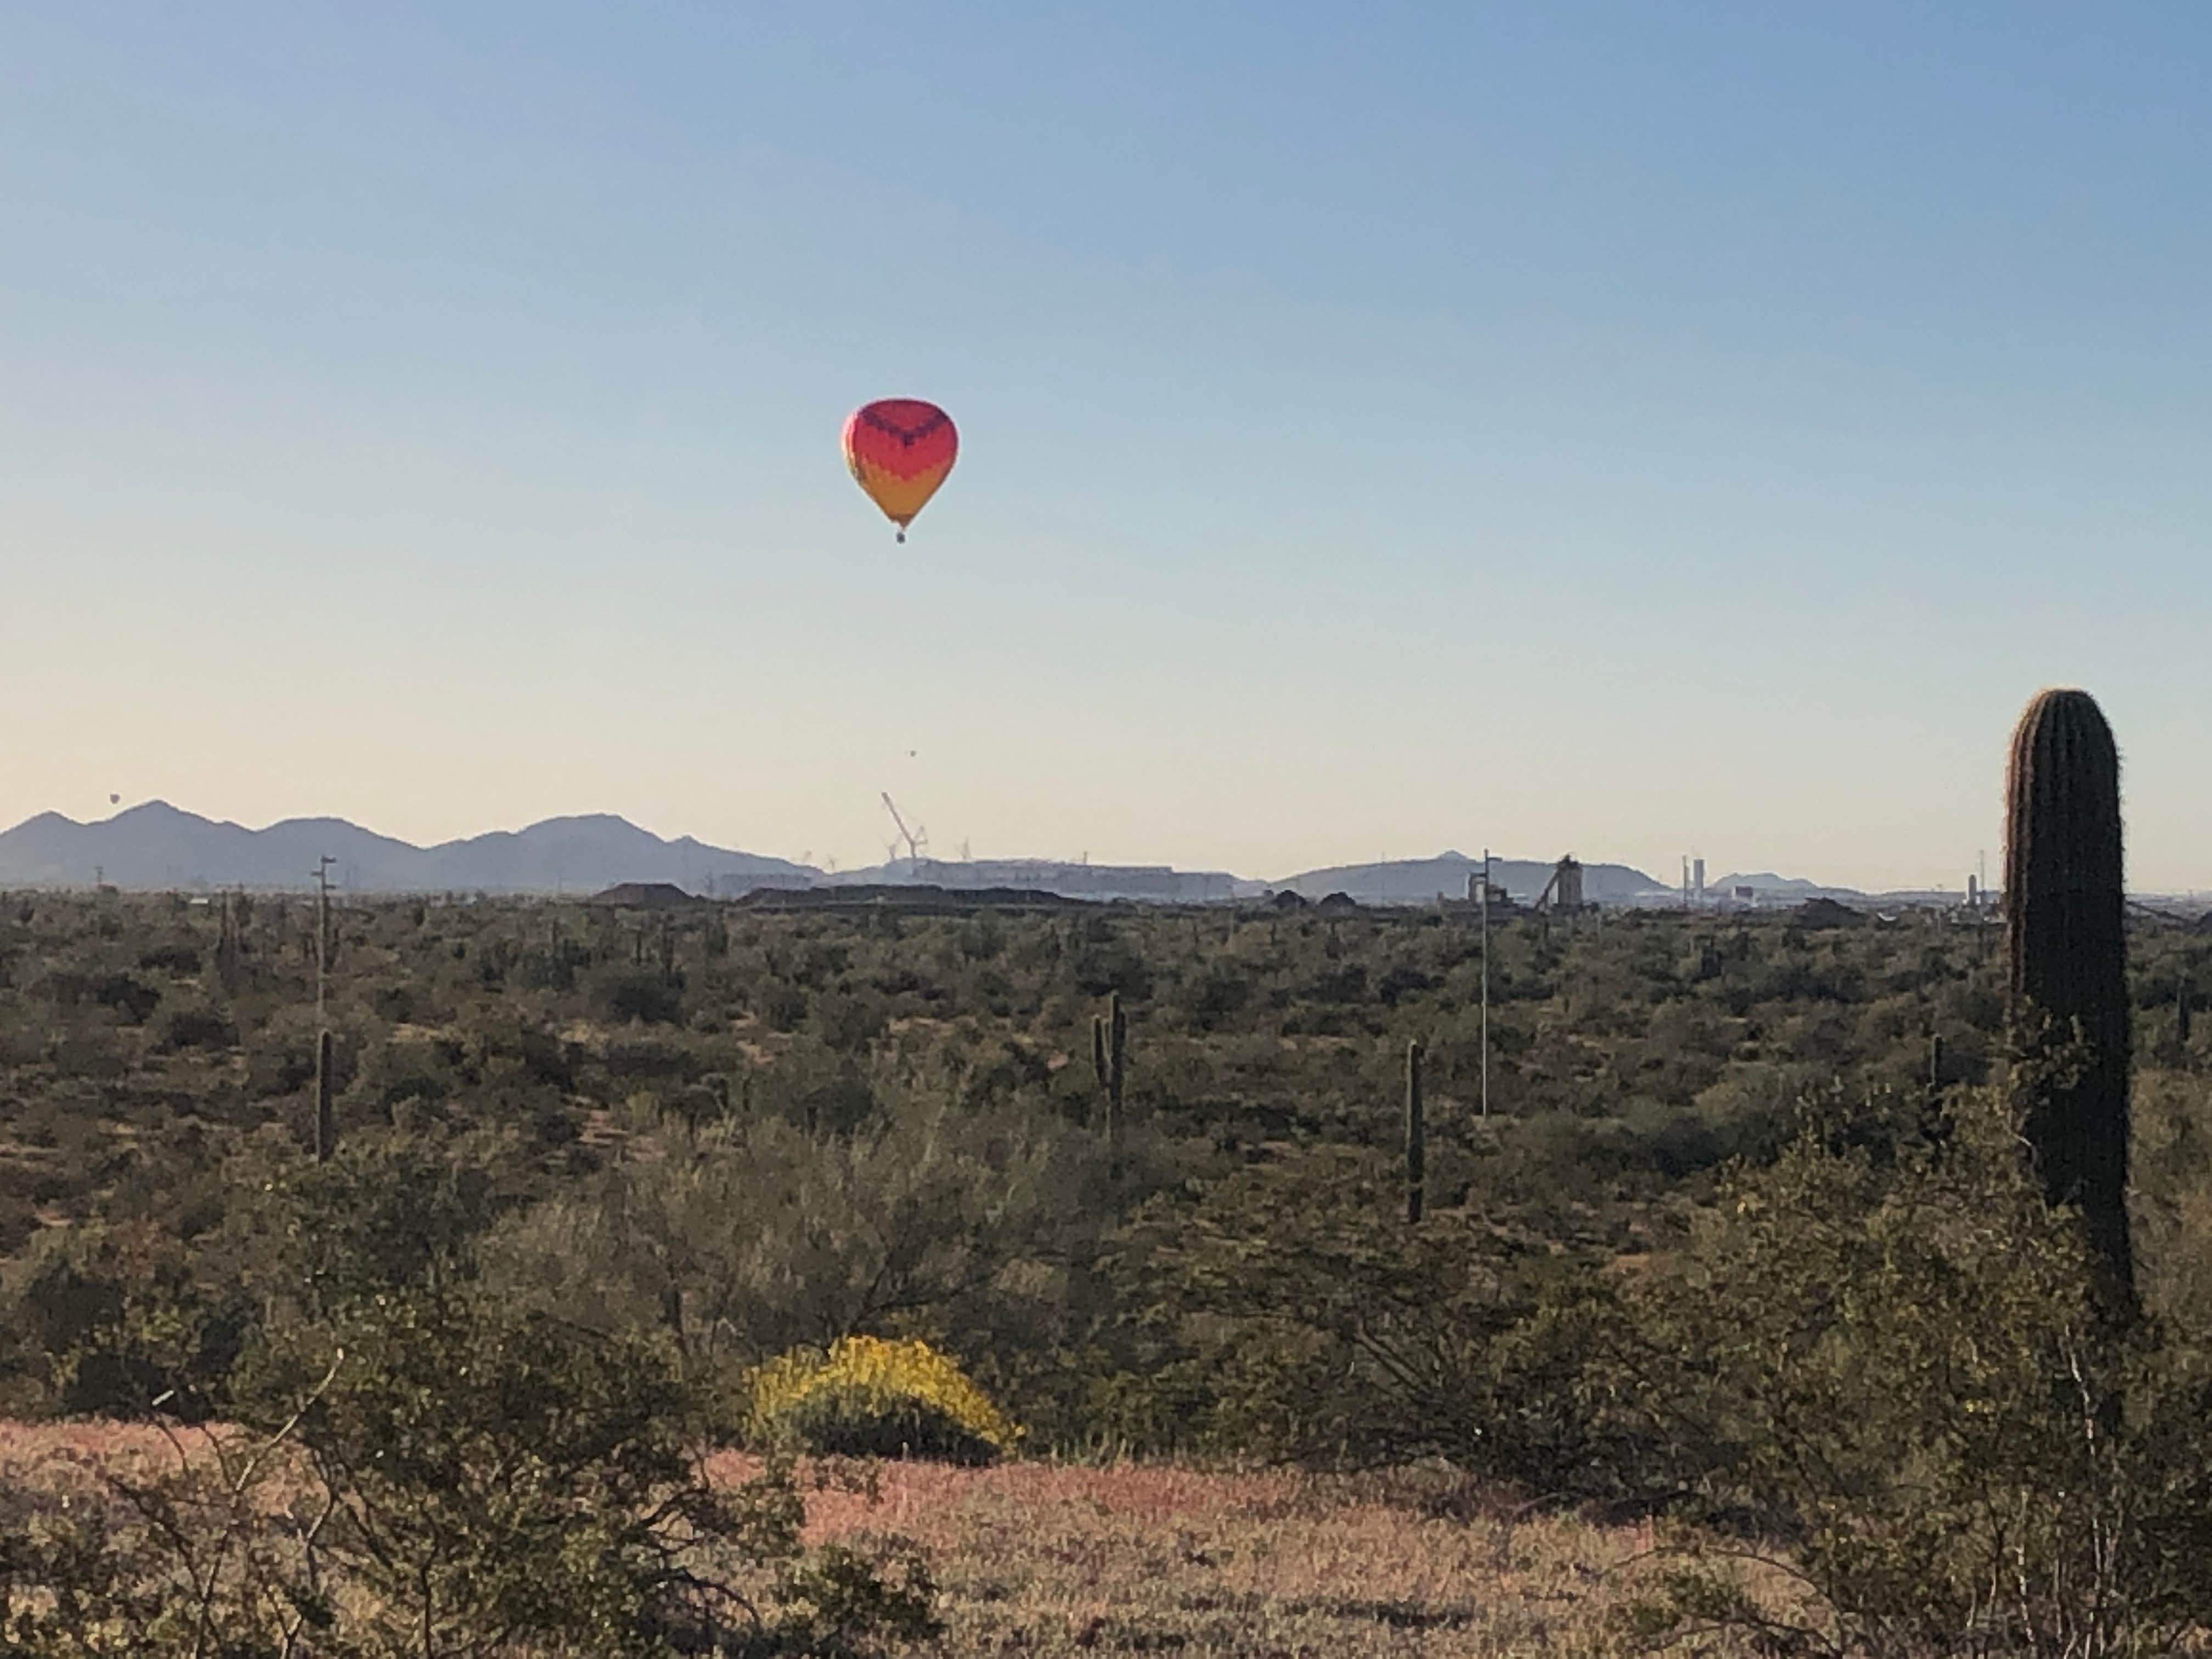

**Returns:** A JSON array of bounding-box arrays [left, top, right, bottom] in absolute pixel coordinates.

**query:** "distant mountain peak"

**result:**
[[530, 812, 636, 830]]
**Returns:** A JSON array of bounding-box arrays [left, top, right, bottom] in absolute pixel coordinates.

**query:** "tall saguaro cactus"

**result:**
[[312, 856, 337, 1164], [1093, 992, 1127, 1190], [315, 1030, 336, 1164], [215, 890, 243, 992], [2005, 687, 2134, 1317], [1404, 1040, 1426, 1225]]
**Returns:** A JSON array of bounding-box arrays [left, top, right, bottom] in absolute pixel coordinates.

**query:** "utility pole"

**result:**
[[313, 856, 335, 1019], [1480, 847, 1491, 1121], [312, 855, 336, 1163]]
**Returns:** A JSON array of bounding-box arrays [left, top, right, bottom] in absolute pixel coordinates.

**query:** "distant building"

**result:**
[[1465, 872, 1513, 906], [1556, 857, 1584, 910], [1534, 856, 1585, 911], [873, 860, 1233, 904]]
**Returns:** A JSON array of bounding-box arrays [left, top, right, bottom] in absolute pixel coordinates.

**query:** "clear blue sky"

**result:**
[[4, 3, 2209, 888]]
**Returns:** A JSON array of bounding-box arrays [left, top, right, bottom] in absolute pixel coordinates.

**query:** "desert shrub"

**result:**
[[1624, 1082, 2212, 1656], [1373, 962, 1437, 1006], [246, 1034, 319, 1097], [0, 1436, 320, 1656], [0, 1295, 940, 1658], [747, 1335, 1022, 1465], [957, 916, 1005, 961], [482, 1097, 1082, 1383], [1071, 939, 1153, 1001], [157, 1008, 235, 1053], [789, 1078, 878, 1137], [221, 1131, 514, 1320], [92, 974, 161, 1026], [604, 1037, 701, 1081], [0, 1190, 36, 1257], [960, 1038, 1052, 1105], [1302, 962, 1368, 1003], [0, 1222, 248, 1420], [135, 942, 201, 975], [1105, 1147, 1658, 1493], [812, 990, 888, 1053], [1178, 963, 1251, 1030], [515, 1022, 580, 1089], [517, 939, 594, 992], [762, 979, 811, 1031], [593, 966, 684, 1025], [264, 1290, 747, 1652]]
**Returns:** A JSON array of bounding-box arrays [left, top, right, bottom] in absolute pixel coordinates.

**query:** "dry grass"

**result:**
[[713, 1452, 1746, 1656], [0, 1423, 1754, 1656]]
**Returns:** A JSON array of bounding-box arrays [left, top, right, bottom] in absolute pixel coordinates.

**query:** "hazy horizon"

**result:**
[[8, 6, 2210, 893], [9, 794, 2192, 898]]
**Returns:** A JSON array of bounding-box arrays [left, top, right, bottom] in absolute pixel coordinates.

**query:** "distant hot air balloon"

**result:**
[[109, 794, 120, 806], [842, 399, 957, 542]]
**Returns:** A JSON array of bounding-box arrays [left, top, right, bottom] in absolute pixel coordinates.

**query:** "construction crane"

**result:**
[[881, 792, 928, 867]]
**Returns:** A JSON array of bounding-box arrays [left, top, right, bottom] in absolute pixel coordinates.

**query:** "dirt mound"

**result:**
[[586, 882, 699, 908], [1792, 896, 1864, 927]]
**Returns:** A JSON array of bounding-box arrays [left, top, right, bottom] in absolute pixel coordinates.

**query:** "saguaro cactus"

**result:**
[[215, 890, 244, 992], [1092, 992, 1127, 1187], [1404, 1040, 1426, 1224], [315, 1030, 336, 1164], [312, 860, 337, 1164], [2005, 687, 2134, 1317]]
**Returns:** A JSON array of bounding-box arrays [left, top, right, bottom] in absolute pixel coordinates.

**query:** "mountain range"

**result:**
[[0, 802, 1692, 904], [0, 803, 812, 896]]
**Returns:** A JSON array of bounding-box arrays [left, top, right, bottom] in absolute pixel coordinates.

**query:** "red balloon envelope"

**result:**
[[843, 399, 957, 541]]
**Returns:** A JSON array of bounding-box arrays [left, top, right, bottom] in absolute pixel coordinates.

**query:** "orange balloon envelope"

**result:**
[[843, 398, 957, 541]]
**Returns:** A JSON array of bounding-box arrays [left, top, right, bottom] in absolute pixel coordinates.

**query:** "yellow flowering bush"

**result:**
[[746, 1336, 1022, 1465]]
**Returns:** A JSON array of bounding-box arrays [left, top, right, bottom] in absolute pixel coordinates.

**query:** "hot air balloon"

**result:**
[[842, 399, 957, 542]]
